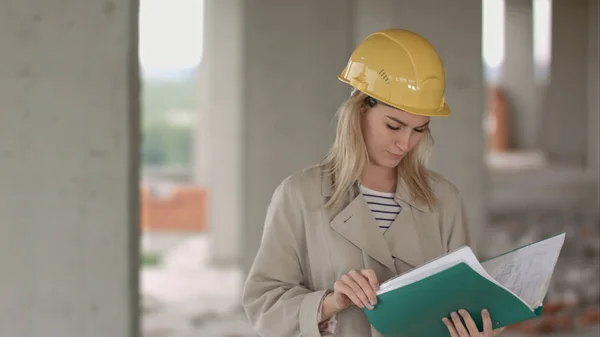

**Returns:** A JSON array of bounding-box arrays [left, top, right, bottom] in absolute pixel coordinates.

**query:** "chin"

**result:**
[[377, 158, 402, 169]]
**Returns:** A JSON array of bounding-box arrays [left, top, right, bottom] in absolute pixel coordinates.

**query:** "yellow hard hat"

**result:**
[[339, 29, 450, 117]]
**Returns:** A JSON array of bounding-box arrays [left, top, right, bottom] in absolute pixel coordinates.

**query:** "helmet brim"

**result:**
[[338, 75, 451, 117]]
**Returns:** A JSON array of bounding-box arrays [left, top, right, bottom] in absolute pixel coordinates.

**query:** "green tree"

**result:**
[[140, 74, 197, 167], [142, 120, 193, 166]]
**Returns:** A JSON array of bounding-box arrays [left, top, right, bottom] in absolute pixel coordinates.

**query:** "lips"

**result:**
[[387, 151, 404, 159]]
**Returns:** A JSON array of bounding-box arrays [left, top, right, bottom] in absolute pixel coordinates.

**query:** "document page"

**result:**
[[481, 233, 566, 308], [378, 246, 497, 295]]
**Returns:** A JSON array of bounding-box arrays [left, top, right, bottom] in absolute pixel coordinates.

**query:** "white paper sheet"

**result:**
[[481, 233, 566, 308], [378, 246, 498, 295]]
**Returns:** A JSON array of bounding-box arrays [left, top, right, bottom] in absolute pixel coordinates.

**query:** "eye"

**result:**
[[414, 128, 426, 133], [386, 124, 400, 131]]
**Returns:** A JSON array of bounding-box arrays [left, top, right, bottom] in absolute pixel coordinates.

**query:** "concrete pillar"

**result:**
[[539, 0, 590, 165], [588, 0, 600, 172], [0, 1, 140, 337], [503, 0, 537, 150], [202, 0, 244, 267], [204, 0, 353, 272], [354, 0, 488, 251]]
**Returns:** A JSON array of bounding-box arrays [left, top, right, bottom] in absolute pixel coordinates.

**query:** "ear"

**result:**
[[365, 96, 377, 108]]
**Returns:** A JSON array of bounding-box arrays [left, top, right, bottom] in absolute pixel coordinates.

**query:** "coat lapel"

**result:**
[[382, 201, 426, 267], [329, 193, 397, 274], [320, 166, 435, 274], [383, 176, 437, 267]]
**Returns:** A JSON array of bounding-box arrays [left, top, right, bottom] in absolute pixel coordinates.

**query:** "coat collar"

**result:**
[[329, 193, 398, 273], [325, 172, 430, 275], [320, 166, 432, 213]]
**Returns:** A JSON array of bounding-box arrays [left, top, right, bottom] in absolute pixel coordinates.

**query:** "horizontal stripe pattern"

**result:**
[[359, 185, 401, 234]]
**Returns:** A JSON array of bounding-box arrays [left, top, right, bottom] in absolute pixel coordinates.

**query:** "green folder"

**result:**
[[363, 232, 566, 337]]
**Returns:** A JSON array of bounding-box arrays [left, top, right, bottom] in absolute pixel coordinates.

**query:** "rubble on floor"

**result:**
[[486, 210, 600, 335]]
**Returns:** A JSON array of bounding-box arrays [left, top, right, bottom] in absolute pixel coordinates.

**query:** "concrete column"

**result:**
[[588, 0, 600, 172], [203, 0, 244, 267], [539, 0, 590, 165], [204, 1, 353, 272], [0, 1, 140, 337], [354, 0, 488, 252], [503, 0, 537, 150]]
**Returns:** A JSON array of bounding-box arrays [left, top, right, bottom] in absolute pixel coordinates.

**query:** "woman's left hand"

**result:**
[[442, 309, 505, 337]]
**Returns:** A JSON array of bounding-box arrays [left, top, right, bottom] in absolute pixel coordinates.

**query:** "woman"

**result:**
[[242, 29, 504, 337]]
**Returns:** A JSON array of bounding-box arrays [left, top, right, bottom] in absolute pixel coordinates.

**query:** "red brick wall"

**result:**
[[140, 184, 208, 232]]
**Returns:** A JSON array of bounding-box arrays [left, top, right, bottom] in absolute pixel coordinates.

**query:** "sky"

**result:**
[[482, 0, 505, 68], [533, 0, 552, 68], [482, 0, 552, 69], [138, 0, 204, 72]]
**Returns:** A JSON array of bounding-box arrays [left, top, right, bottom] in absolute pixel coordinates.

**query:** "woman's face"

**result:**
[[361, 100, 430, 169]]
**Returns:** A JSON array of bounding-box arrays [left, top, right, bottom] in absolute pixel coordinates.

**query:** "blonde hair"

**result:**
[[322, 90, 438, 210]]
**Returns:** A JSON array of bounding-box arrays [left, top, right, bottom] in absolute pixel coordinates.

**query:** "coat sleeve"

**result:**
[[242, 177, 329, 337]]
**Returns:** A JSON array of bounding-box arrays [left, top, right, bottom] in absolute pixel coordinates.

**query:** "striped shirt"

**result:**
[[359, 185, 401, 234]]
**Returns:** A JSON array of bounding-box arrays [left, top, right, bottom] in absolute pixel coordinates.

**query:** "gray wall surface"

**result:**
[[0, 0, 140, 336]]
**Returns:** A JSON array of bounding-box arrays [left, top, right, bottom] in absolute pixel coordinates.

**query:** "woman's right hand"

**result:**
[[321, 268, 380, 321]]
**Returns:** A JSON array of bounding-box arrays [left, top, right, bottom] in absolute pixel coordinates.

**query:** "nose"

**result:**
[[394, 129, 412, 152]]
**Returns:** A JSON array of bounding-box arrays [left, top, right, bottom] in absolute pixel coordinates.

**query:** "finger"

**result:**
[[493, 327, 506, 337], [341, 273, 371, 309], [459, 309, 480, 336], [482, 309, 494, 337], [442, 317, 460, 337], [360, 269, 380, 305], [360, 269, 380, 291], [334, 280, 364, 308], [450, 311, 470, 337], [349, 270, 377, 306], [341, 274, 371, 309]]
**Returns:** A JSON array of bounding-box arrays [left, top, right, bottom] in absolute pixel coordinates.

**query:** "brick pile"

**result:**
[[140, 183, 208, 232], [487, 210, 600, 334]]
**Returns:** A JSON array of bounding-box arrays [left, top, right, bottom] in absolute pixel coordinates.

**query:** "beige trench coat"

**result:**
[[242, 164, 474, 337]]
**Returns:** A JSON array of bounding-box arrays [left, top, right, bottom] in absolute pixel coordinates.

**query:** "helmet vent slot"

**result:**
[[378, 69, 391, 84]]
